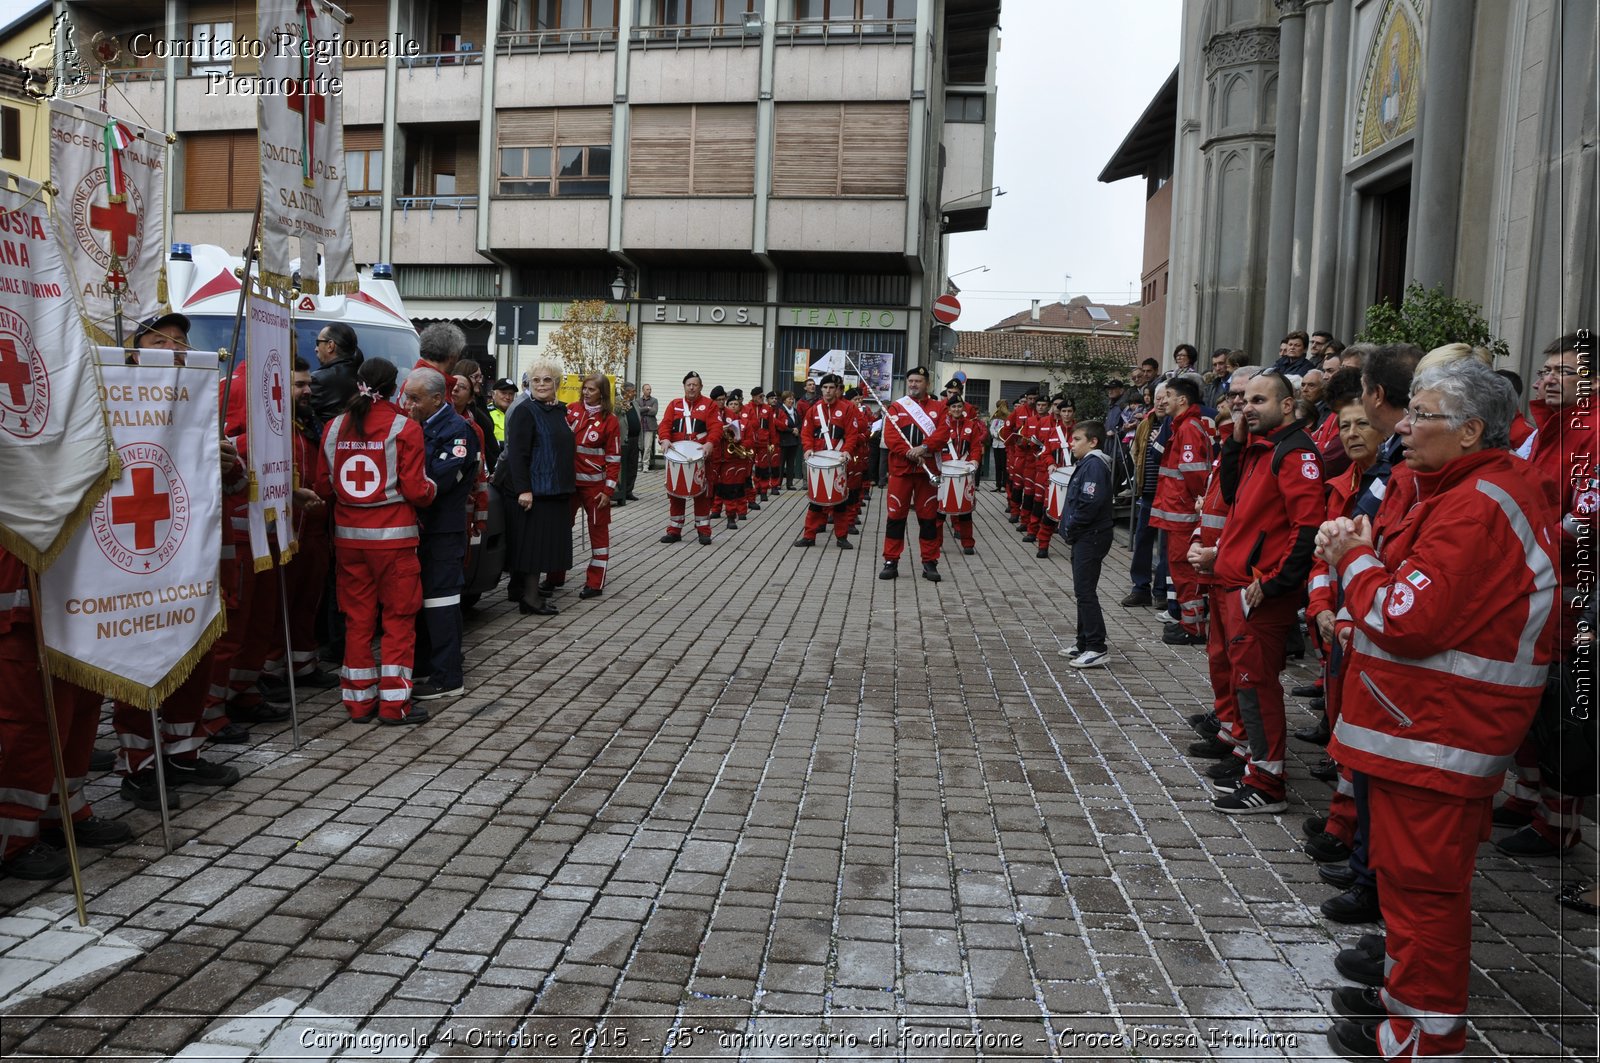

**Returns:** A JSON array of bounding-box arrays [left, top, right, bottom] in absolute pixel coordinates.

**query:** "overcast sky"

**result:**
[[949, 0, 1183, 329]]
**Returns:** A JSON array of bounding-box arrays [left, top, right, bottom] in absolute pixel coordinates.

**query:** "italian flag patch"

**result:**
[[1406, 570, 1431, 590]]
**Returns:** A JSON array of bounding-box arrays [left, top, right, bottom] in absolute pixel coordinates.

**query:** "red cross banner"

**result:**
[[244, 294, 296, 571], [38, 348, 224, 709], [0, 171, 119, 571], [47, 102, 169, 343], [257, 0, 358, 296]]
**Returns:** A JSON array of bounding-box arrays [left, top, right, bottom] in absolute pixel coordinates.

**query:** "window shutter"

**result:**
[[456, 139, 480, 189], [839, 103, 906, 195], [228, 133, 259, 210], [555, 107, 613, 144], [498, 109, 557, 147], [185, 134, 230, 210], [344, 126, 384, 152], [628, 105, 693, 195], [691, 105, 755, 194], [773, 104, 842, 196]]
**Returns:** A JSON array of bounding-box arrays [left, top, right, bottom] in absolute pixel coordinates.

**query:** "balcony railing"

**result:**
[[102, 67, 165, 83], [497, 27, 620, 55], [399, 48, 485, 72], [775, 18, 915, 44], [397, 195, 479, 218], [632, 17, 765, 46]]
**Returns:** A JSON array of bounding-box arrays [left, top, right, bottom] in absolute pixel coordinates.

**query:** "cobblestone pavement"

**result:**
[[1, 482, 1596, 1061]]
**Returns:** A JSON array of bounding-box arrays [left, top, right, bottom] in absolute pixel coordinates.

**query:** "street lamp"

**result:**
[[610, 268, 630, 302], [948, 265, 989, 281]]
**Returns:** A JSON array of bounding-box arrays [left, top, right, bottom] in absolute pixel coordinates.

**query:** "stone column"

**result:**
[[1307, 0, 1350, 332], [1408, 1, 1476, 292], [1261, 0, 1306, 349], [1286, 0, 1326, 330]]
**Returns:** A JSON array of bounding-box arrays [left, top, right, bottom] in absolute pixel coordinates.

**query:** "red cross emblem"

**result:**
[[271, 370, 284, 410], [111, 466, 172, 550], [89, 197, 138, 259], [339, 454, 382, 499], [0, 337, 28, 407]]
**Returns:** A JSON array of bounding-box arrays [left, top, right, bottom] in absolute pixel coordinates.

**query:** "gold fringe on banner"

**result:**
[[259, 268, 297, 294], [45, 608, 226, 712], [323, 279, 360, 297]]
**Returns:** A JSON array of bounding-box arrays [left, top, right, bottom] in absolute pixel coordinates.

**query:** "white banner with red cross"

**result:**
[[244, 294, 297, 571], [47, 102, 168, 342], [257, 0, 358, 296], [39, 349, 224, 709], [0, 170, 119, 571]]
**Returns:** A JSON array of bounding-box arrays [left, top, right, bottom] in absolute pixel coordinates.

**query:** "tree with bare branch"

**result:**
[[543, 300, 637, 381]]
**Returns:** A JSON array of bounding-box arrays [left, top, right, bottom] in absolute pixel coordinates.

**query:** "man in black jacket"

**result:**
[[309, 322, 362, 424]]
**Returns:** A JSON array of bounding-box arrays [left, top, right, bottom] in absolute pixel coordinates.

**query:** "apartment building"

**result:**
[[66, 0, 1002, 392]]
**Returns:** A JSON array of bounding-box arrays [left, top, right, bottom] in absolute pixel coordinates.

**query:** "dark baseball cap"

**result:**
[[1104, 378, 1127, 389], [493, 377, 517, 391], [134, 311, 191, 342]]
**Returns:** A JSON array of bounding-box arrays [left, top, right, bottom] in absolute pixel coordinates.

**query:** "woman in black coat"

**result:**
[[503, 359, 575, 615]]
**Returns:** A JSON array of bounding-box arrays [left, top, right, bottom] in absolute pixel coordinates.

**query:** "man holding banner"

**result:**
[[879, 366, 950, 582]]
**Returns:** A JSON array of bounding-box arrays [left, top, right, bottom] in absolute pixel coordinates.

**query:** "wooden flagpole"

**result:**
[[24, 568, 87, 926]]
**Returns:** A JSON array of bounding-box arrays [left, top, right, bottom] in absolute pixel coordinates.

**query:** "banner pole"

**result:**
[[149, 708, 174, 853], [218, 200, 264, 423], [276, 559, 302, 750], [24, 569, 87, 927]]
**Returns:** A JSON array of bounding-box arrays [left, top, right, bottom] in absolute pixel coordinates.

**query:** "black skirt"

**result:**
[[506, 491, 574, 575]]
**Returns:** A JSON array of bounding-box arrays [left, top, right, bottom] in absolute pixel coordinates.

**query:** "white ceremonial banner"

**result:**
[[0, 171, 118, 570], [40, 349, 224, 709], [47, 102, 168, 340], [244, 294, 296, 571], [257, 0, 357, 295]]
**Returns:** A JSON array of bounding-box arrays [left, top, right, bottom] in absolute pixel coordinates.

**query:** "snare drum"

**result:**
[[1046, 465, 1074, 522], [937, 460, 977, 515], [665, 441, 709, 498], [805, 450, 849, 507]]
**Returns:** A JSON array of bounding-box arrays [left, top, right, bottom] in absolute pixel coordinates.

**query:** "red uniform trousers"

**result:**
[[1205, 586, 1247, 756], [278, 524, 331, 679], [0, 634, 102, 857], [665, 490, 713, 537], [336, 547, 422, 721], [842, 463, 867, 526], [113, 652, 212, 775], [552, 486, 612, 591], [1026, 464, 1049, 536], [202, 557, 280, 731], [758, 450, 780, 494], [803, 488, 853, 540], [946, 513, 976, 550], [1369, 777, 1487, 1059], [1214, 587, 1298, 800], [883, 473, 942, 563], [716, 458, 753, 518], [1502, 736, 1584, 846], [1007, 452, 1028, 518], [1323, 661, 1357, 845], [1165, 534, 1206, 635]]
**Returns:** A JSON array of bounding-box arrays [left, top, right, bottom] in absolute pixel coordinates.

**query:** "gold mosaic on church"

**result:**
[[1354, 0, 1422, 158]]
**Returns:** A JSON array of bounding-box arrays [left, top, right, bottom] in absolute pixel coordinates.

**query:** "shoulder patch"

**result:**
[[1300, 461, 1320, 481], [1386, 583, 1415, 617]]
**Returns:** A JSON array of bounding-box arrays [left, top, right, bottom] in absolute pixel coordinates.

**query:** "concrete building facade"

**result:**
[[1160, 0, 1595, 376], [60, 0, 1002, 393]]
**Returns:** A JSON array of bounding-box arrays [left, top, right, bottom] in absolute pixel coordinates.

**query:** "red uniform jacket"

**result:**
[[1152, 405, 1212, 531], [0, 548, 30, 636], [1329, 449, 1560, 797], [942, 416, 988, 466], [1305, 461, 1367, 620], [802, 398, 861, 454], [568, 403, 622, 495], [315, 399, 436, 549], [658, 396, 723, 449], [1036, 418, 1074, 468], [1191, 460, 1230, 586], [1214, 423, 1323, 596], [884, 395, 949, 478], [1524, 398, 1598, 606]]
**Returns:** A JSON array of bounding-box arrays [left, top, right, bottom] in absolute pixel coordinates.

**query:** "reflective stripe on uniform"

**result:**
[[0, 590, 30, 611], [335, 525, 419, 542], [1309, 573, 1333, 592], [1351, 631, 1548, 689], [1150, 507, 1199, 524], [379, 688, 411, 702], [1380, 988, 1466, 1035], [1200, 514, 1227, 529], [422, 594, 461, 609], [1176, 462, 1209, 473], [1333, 717, 1512, 780], [341, 666, 379, 681], [0, 787, 50, 810], [380, 665, 412, 680], [1339, 552, 1384, 589]]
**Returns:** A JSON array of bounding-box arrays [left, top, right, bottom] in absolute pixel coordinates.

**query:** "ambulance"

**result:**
[[163, 242, 421, 367]]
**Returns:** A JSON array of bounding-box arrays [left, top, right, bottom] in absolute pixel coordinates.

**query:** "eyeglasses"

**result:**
[[316, 337, 333, 346], [1535, 366, 1579, 378], [1400, 406, 1452, 425]]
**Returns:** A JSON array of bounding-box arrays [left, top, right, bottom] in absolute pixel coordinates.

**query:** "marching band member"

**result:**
[[1020, 394, 1052, 542], [939, 395, 987, 555], [1032, 400, 1078, 559], [715, 390, 756, 530], [794, 374, 862, 548], [555, 373, 621, 599], [314, 359, 437, 724], [707, 385, 729, 520], [880, 366, 950, 582], [657, 372, 723, 545], [750, 388, 780, 502], [1001, 391, 1032, 522]]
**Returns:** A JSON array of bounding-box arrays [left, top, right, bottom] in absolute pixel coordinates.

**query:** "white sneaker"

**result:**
[[1070, 649, 1109, 669], [1057, 646, 1083, 658]]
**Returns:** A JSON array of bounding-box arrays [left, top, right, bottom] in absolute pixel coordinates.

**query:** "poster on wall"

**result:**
[[852, 351, 894, 400], [793, 348, 811, 383]]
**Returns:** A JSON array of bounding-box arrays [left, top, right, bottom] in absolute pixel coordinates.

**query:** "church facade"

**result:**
[[1164, 0, 1596, 376]]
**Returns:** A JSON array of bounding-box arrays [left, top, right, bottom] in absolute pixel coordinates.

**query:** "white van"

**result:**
[[164, 243, 421, 367]]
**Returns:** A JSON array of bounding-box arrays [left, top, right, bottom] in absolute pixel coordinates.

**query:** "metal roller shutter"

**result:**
[[640, 325, 764, 406]]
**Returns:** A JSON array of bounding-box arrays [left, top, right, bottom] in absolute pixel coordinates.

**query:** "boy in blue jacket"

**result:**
[[1057, 421, 1116, 668]]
